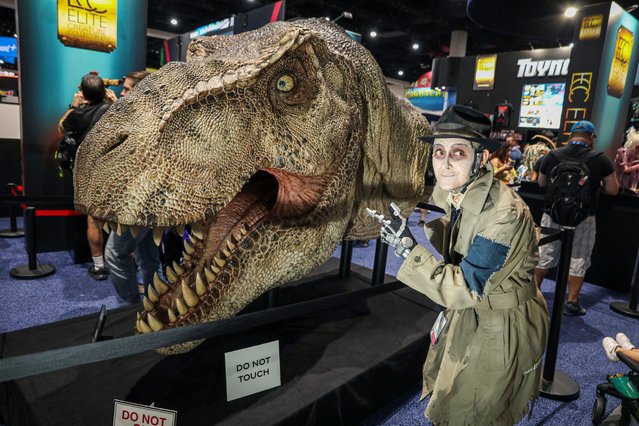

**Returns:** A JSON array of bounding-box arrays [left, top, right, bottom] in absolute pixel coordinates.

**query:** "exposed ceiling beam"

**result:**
[[0, 0, 15, 9], [147, 28, 178, 40]]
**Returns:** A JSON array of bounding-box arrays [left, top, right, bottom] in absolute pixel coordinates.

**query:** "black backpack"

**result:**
[[544, 149, 601, 226], [55, 102, 109, 175]]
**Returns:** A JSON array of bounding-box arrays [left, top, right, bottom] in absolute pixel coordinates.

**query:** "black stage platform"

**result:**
[[0, 260, 438, 426]]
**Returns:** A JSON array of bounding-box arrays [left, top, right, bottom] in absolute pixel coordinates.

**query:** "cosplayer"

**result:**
[[614, 127, 639, 194], [369, 105, 549, 425]]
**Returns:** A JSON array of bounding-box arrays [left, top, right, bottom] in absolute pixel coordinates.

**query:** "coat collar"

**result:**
[[431, 165, 494, 216]]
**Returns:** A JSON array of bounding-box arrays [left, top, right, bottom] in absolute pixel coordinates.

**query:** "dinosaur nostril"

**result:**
[[105, 133, 129, 154]]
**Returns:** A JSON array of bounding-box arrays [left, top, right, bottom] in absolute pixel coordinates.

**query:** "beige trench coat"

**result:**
[[397, 168, 549, 425]]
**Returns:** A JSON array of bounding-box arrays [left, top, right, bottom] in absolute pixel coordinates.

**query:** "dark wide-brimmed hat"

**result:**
[[419, 105, 503, 152]]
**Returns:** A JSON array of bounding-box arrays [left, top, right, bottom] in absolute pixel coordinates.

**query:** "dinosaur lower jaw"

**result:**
[[132, 168, 330, 336]]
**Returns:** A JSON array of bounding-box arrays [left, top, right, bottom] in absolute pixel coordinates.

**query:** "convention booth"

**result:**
[[432, 1, 639, 293]]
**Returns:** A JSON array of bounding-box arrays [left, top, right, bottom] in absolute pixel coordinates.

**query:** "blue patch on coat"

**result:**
[[459, 234, 510, 297]]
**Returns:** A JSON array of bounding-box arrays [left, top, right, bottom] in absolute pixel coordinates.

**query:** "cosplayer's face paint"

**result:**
[[432, 138, 475, 191]]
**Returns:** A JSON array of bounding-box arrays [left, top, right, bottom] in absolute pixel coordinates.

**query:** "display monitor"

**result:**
[[0, 37, 17, 66], [518, 83, 565, 129]]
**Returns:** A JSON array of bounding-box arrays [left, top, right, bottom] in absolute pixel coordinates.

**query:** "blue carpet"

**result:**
[[1, 213, 638, 425]]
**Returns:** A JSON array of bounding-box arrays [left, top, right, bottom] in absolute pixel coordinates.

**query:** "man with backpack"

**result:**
[[60, 73, 111, 280], [535, 120, 619, 316]]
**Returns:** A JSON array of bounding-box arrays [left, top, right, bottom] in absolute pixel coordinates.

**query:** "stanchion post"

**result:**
[[10, 207, 56, 279], [540, 226, 580, 401], [25, 207, 37, 270], [338, 240, 354, 278], [609, 244, 639, 318], [0, 183, 24, 238], [371, 238, 388, 286]]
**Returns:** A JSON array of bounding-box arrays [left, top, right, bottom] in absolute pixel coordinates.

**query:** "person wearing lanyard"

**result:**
[[369, 105, 549, 425], [535, 121, 618, 316]]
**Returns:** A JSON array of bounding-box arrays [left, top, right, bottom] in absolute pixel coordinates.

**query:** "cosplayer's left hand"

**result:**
[[366, 202, 416, 258]]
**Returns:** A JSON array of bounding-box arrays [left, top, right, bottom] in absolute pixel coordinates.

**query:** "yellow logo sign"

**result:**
[[474, 54, 497, 90], [568, 72, 593, 103], [608, 25, 634, 98], [58, 0, 117, 52], [579, 15, 603, 41]]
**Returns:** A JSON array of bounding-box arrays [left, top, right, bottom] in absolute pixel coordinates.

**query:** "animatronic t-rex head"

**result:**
[[74, 19, 430, 353]]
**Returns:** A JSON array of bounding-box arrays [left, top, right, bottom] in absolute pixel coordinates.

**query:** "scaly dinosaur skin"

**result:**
[[74, 19, 430, 353]]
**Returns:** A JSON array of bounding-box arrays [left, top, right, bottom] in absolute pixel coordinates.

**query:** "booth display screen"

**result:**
[[518, 83, 565, 129], [0, 37, 17, 66]]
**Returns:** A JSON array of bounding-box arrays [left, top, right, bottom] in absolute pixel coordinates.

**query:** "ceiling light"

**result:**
[[369, 31, 377, 38], [412, 43, 419, 50], [569, 42, 574, 48], [324, 17, 330, 21], [565, 7, 577, 17], [13, 33, 17, 38], [170, 18, 178, 26], [627, 4, 639, 12], [397, 70, 404, 76], [441, 86, 446, 90]]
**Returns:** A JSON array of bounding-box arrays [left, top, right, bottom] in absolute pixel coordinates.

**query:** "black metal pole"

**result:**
[[540, 226, 579, 400], [10, 207, 56, 279], [338, 240, 354, 278], [267, 287, 279, 309], [10, 204, 18, 232], [25, 207, 37, 270], [371, 238, 389, 286], [610, 244, 639, 318]]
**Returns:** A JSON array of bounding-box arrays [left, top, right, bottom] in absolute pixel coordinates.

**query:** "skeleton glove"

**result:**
[[366, 202, 416, 258]]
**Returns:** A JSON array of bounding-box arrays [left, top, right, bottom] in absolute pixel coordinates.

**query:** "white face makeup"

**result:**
[[432, 138, 476, 191]]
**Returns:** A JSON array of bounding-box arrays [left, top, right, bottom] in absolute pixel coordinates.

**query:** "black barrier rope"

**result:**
[[539, 225, 580, 401], [609, 244, 639, 319], [9, 207, 56, 280], [0, 280, 405, 382]]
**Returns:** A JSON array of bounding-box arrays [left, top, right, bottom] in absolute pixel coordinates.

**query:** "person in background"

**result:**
[[61, 73, 111, 280], [507, 133, 522, 169], [522, 132, 556, 181], [535, 121, 619, 316], [603, 333, 639, 363], [372, 105, 548, 425], [614, 127, 639, 193], [103, 70, 159, 303], [489, 144, 517, 184]]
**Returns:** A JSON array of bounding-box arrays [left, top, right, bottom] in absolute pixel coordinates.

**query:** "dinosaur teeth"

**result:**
[[147, 312, 164, 331], [195, 272, 207, 296], [94, 219, 104, 230], [175, 297, 188, 315], [167, 308, 177, 323], [184, 240, 195, 255], [183, 253, 191, 261], [153, 272, 170, 294], [147, 284, 160, 303], [227, 239, 236, 251], [102, 221, 111, 233], [204, 267, 216, 283], [211, 265, 221, 274], [181, 279, 199, 307], [176, 224, 185, 236], [138, 318, 152, 334], [152, 227, 164, 246], [214, 256, 226, 268], [143, 296, 154, 312], [221, 247, 231, 258], [240, 225, 248, 235], [165, 266, 178, 283], [191, 221, 204, 240], [113, 223, 122, 236], [130, 226, 139, 238], [173, 261, 185, 276], [232, 230, 242, 242]]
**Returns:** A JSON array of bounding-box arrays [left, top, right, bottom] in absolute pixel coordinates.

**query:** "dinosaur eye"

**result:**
[[276, 75, 295, 92]]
